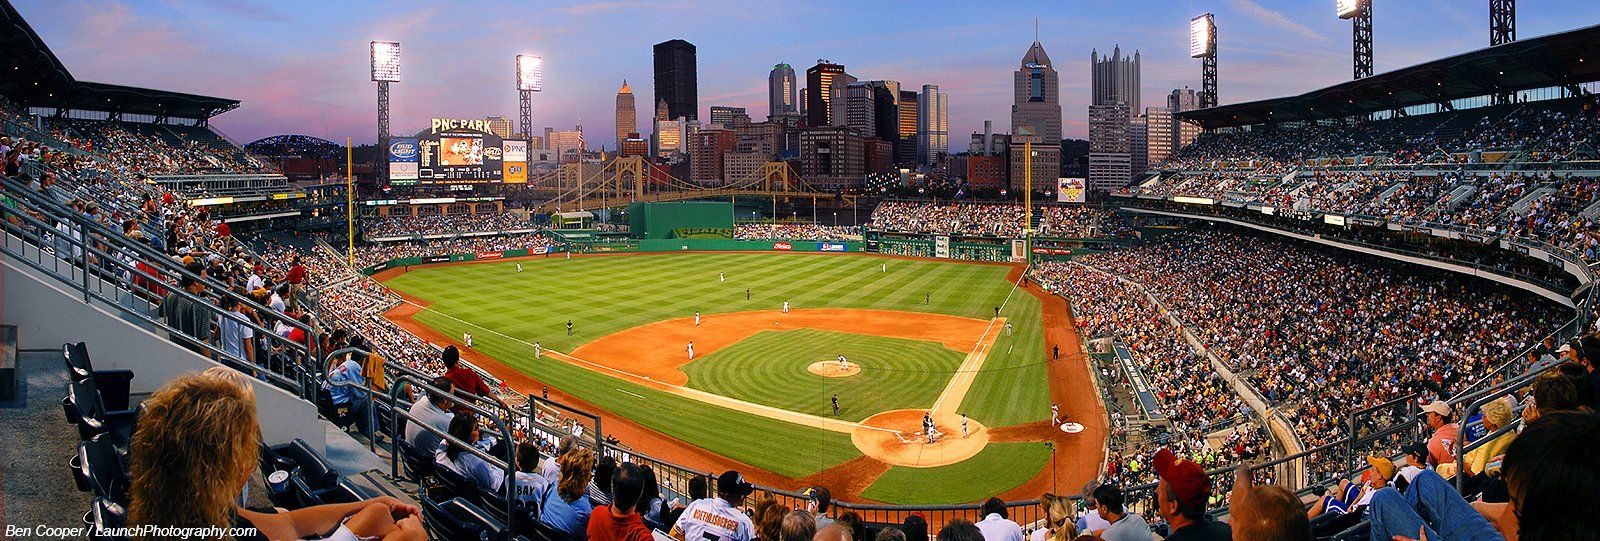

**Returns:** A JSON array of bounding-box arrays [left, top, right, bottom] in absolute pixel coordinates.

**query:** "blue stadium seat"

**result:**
[[82, 497, 128, 541], [421, 495, 520, 541], [266, 438, 374, 508], [397, 439, 435, 482]]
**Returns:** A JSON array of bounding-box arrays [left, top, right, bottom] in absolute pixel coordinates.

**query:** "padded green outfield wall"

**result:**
[[628, 201, 735, 239], [636, 239, 865, 252]]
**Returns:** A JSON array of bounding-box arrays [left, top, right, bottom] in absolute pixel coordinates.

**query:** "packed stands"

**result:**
[[868, 201, 1132, 238], [733, 222, 860, 240]]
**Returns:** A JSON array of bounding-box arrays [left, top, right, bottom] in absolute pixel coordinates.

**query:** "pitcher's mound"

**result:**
[[851, 409, 989, 467], [808, 361, 861, 378]]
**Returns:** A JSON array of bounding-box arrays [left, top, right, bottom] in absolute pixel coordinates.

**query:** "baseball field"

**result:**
[[379, 251, 1103, 505]]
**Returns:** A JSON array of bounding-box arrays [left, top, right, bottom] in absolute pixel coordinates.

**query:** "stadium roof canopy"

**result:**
[[1177, 23, 1600, 129], [0, 0, 239, 120]]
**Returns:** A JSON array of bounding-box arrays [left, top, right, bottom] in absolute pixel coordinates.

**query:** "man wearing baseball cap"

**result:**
[[1420, 400, 1460, 470], [671, 470, 755, 541], [1152, 448, 1231, 540]]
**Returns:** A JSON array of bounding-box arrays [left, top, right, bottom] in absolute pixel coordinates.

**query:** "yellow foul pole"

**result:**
[[346, 137, 354, 268], [1024, 141, 1032, 235]]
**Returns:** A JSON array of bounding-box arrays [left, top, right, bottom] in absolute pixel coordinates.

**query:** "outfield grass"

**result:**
[[385, 252, 1051, 501], [860, 443, 1052, 504], [682, 329, 966, 422]]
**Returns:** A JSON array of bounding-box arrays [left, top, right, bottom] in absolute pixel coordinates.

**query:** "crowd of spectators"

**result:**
[[734, 223, 860, 241], [868, 201, 1131, 239], [364, 212, 533, 238], [43, 118, 266, 175], [1076, 229, 1565, 479]]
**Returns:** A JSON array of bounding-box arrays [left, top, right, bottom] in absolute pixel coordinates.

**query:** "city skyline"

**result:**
[[19, 0, 1600, 150]]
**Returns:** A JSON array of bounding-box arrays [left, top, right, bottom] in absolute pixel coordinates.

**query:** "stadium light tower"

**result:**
[[1190, 13, 1218, 109], [516, 54, 543, 174], [1489, 0, 1516, 104], [1337, 0, 1373, 79], [371, 41, 401, 182]]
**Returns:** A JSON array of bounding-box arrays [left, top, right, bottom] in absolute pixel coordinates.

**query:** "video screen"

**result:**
[[440, 137, 484, 166]]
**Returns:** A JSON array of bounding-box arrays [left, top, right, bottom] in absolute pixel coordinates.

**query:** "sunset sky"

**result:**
[[18, 0, 1600, 149]]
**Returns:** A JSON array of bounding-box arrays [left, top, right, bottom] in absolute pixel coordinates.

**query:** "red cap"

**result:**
[[1153, 448, 1209, 510]]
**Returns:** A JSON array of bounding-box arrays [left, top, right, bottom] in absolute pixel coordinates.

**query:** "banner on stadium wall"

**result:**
[[819, 242, 846, 252], [532, 246, 549, 255], [773, 242, 793, 251], [389, 137, 420, 183], [422, 255, 450, 263], [934, 236, 951, 258], [476, 251, 503, 260], [1057, 177, 1086, 203]]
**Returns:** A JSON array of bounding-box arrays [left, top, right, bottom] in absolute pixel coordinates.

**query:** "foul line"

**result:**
[[929, 264, 1030, 416], [394, 296, 902, 436]]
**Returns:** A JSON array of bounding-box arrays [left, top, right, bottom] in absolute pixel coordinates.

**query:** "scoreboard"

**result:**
[[390, 118, 525, 185]]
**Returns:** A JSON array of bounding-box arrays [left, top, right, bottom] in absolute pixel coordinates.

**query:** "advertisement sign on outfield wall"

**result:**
[[773, 242, 793, 251], [934, 236, 951, 258], [476, 251, 503, 260], [819, 243, 846, 252]]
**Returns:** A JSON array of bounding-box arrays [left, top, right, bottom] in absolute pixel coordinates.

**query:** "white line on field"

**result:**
[[616, 388, 646, 399]]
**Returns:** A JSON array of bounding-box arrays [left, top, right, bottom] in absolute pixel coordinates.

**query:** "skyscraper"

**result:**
[[1010, 40, 1062, 188], [1168, 87, 1202, 149], [897, 89, 919, 165], [1143, 107, 1175, 169], [805, 62, 847, 128], [864, 80, 901, 145], [1091, 46, 1141, 115], [653, 39, 698, 121], [615, 80, 636, 150], [1088, 104, 1132, 192], [916, 84, 948, 165], [844, 82, 876, 138], [768, 63, 797, 117]]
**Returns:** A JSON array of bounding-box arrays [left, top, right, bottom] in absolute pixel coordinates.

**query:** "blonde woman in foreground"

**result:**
[[126, 368, 426, 540]]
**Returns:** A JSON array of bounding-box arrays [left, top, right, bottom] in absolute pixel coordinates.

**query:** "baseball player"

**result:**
[[837, 355, 848, 370], [516, 263, 523, 272], [925, 293, 930, 305], [719, 272, 725, 283], [782, 301, 790, 313], [746, 287, 751, 300], [961, 413, 969, 438], [687, 341, 695, 359], [533, 342, 542, 358], [1005, 322, 1013, 336], [464, 332, 473, 348], [1050, 403, 1061, 426], [695, 311, 701, 326], [880, 263, 886, 273], [566, 320, 574, 336], [565, 251, 571, 260], [832, 394, 839, 416]]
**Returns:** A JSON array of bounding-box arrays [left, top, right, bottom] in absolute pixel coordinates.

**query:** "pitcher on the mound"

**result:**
[[837, 355, 848, 370]]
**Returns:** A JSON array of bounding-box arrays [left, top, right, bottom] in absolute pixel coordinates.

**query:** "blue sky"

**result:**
[[16, 0, 1600, 149]]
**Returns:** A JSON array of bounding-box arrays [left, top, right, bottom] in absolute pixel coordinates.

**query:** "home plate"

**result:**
[[1060, 423, 1084, 434]]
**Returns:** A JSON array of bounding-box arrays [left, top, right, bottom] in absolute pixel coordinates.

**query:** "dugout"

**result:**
[[628, 201, 734, 239]]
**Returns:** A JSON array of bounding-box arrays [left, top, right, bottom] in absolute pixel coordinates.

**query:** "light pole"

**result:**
[[832, 211, 837, 227], [517, 54, 543, 193], [370, 41, 400, 185]]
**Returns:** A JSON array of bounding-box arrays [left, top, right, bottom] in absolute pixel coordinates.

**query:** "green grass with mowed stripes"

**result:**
[[682, 329, 966, 422], [383, 252, 1050, 502]]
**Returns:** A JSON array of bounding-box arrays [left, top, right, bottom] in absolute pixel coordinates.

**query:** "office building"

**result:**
[[1088, 104, 1132, 192], [710, 106, 750, 128], [844, 82, 876, 138], [805, 62, 849, 127], [653, 39, 698, 121], [1091, 45, 1141, 115], [769, 63, 798, 117], [798, 126, 865, 190], [916, 84, 948, 165], [551, 127, 586, 164], [723, 151, 767, 184], [1129, 114, 1148, 177], [690, 128, 736, 184], [1143, 107, 1175, 169], [485, 116, 514, 138], [620, 134, 649, 158], [1168, 87, 1202, 149], [865, 138, 894, 174], [654, 118, 684, 158], [895, 89, 919, 165], [1009, 40, 1062, 187], [615, 80, 636, 150]]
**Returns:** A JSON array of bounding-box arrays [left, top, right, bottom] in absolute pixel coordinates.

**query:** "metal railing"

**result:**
[[386, 374, 519, 525], [1, 182, 315, 395]]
